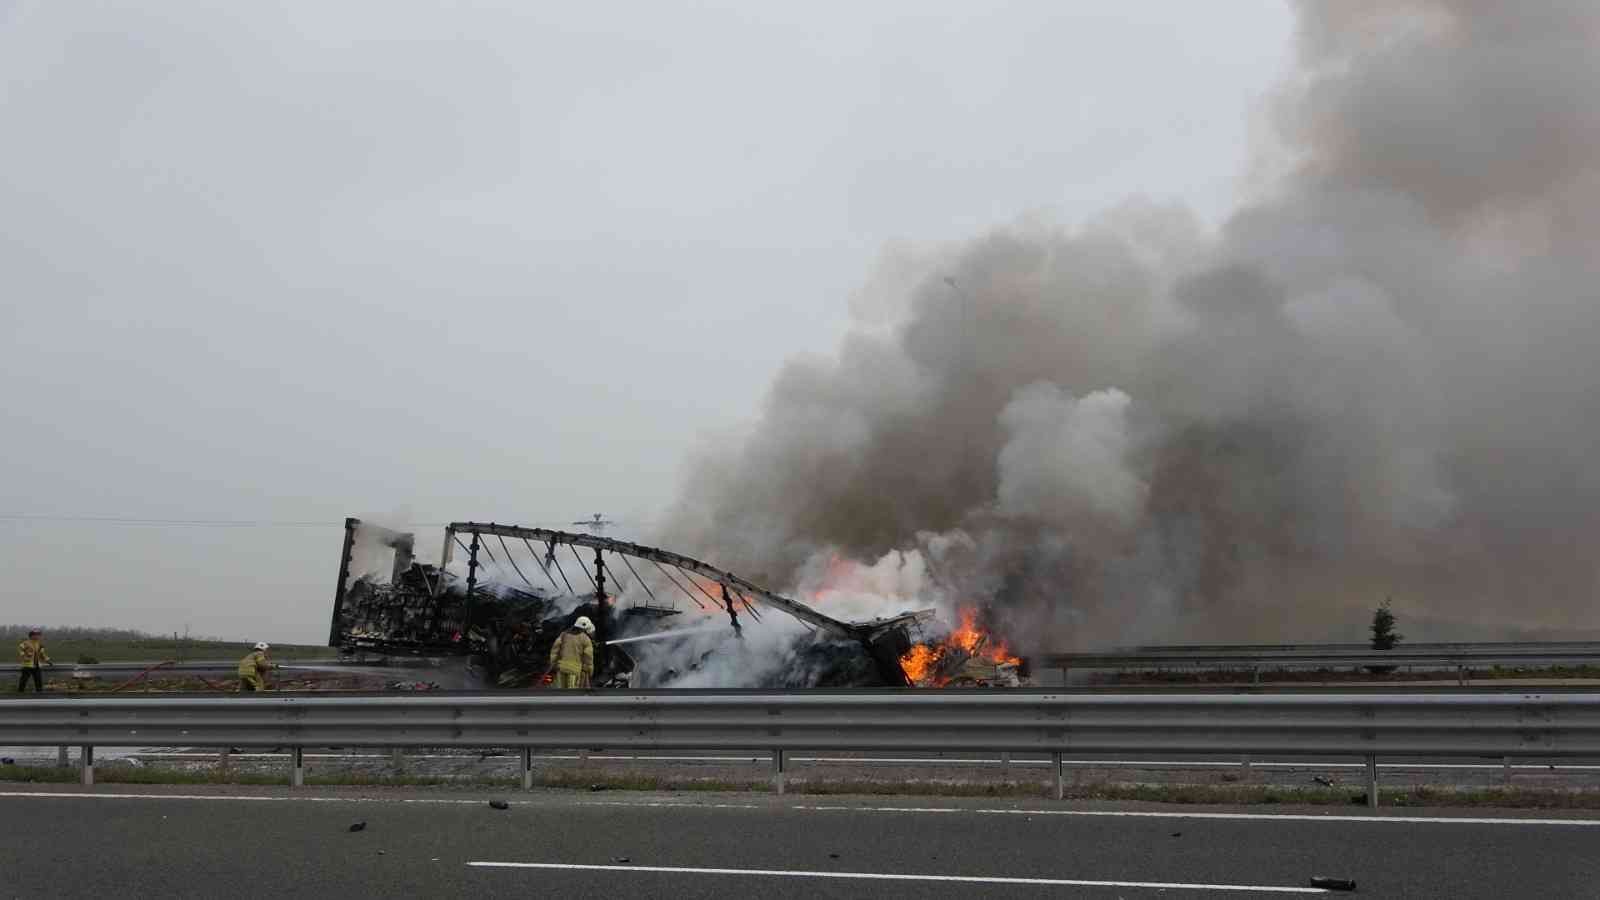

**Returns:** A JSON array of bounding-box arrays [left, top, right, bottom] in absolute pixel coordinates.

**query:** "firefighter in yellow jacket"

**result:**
[[237, 642, 273, 692], [547, 617, 595, 688], [17, 628, 52, 693]]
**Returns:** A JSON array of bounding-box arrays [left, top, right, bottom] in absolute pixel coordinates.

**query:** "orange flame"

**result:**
[[949, 609, 984, 655], [899, 607, 1021, 686], [899, 643, 940, 682]]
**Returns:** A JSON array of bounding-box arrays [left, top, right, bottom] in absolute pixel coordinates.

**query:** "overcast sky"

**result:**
[[0, 1, 1291, 642]]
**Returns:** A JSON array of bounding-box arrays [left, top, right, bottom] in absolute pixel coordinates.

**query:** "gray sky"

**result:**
[[0, 1, 1290, 642]]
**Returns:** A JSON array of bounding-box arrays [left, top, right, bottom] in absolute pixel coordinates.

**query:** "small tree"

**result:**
[[1370, 597, 1403, 651]]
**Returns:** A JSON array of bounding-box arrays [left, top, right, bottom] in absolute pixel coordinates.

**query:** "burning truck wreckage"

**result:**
[[329, 518, 1026, 689]]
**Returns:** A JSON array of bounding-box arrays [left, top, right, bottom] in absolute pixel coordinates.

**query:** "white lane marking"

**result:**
[[0, 791, 481, 804], [580, 799, 1600, 827], [807, 804, 1600, 827], [111, 751, 1600, 771], [795, 759, 1600, 770], [5, 790, 1599, 828], [124, 746, 761, 759], [465, 861, 1325, 893], [0, 791, 761, 809]]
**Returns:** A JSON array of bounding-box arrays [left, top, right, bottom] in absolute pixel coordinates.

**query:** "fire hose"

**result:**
[[109, 660, 176, 692], [108, 661, 234, 692]]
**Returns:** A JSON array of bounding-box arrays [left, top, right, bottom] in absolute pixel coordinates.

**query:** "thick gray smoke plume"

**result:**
[[662, 1, 1600, 650]]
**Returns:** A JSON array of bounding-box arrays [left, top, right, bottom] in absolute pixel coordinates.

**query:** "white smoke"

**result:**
[[997, 384, 1146, 533], [654, 0, 1600, 654]]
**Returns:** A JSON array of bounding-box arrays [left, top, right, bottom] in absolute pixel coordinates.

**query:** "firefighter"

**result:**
[[237, 641, 273, 692], [547, 616, 595, 689], [16, 628, 52, 693]]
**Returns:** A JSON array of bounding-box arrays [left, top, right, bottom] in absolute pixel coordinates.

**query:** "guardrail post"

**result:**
[[80, 745, 94, 786], [522, 747, 533, 791], [57, 745, 68, 769], [1502, 756, 1513, 784], [391, 747, 404, 769], [1239, 754, 1253, 781], [291, 747, 304, 788], [1456, 665, 1467, 686], [1052, 751, 1064, 800], [771, 749, 786, 795], [1001, 750, 1011, 771], [1365, 754, 1379, 809]]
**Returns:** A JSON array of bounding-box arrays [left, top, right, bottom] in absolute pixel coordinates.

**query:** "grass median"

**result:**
[[5, 762, 1600, 809], [10, 639, 338, 665]]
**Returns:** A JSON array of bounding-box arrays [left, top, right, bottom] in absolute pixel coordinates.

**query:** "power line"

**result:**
[[0, 514, 381, 528], [0, 513, 662, 533]]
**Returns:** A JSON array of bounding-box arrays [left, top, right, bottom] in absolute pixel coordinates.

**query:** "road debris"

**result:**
[[489, 799, 509, 810], [1309, 876, 1357, 891], [348, 821, 367, 832]]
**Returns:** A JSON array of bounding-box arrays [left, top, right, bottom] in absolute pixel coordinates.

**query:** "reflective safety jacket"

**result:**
[[238, 650, 271, 678], [548, 630, 594, 678], [18, 639, 49, 668]]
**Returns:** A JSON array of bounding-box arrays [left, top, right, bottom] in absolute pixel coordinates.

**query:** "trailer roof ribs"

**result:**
[[441, 522, 934, 643]]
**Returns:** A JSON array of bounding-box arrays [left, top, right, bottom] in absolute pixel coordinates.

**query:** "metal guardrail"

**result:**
[[1127, 641, 1600, 655], [4, 691, 1598, 807], [1038, 647, 1600, 681], [12, 643, 1599, 678]]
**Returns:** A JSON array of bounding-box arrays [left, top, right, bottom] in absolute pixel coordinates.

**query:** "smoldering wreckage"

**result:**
[[329, 518, 1026, 689]]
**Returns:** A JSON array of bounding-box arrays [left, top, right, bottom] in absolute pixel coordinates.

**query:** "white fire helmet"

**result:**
[[572, 616, 595, 634], [254, 641, 270, 651]]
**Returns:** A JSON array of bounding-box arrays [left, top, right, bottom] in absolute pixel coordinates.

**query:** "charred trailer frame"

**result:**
[[329, 517, 939, 687], [328, 517, 415, 647]]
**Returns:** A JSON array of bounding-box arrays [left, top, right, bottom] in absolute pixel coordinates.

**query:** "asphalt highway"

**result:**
[[2, 785, 1597, 898]]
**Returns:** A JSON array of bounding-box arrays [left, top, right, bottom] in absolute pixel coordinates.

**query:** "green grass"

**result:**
[[0, 764, 494, 788], [1103, 665, 1600, 685], [0, 765, 77, 784], [18, 638, 337, 665], [6, 763, 1600, 808], [1061, 782, 1600, 809], [530, 768, 767, 793], [793, 779, 1046, 798], [0, 764, 760, 792], [1483, 665, 1600, 680]]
